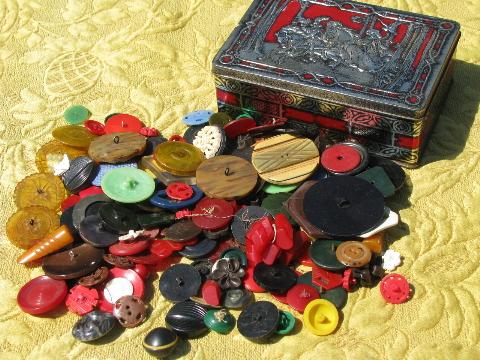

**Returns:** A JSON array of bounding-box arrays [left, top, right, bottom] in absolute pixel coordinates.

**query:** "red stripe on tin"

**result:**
[[283, 107, 346, 131], [216, 88, 240, 106], [397, 135, 420, 149], [412, 28, 435, 69]]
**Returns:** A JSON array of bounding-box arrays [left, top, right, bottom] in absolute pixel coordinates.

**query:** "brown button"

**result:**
[[113, 295, 147, 328], [78, 266, 109, 287], [88, 132, 146, 164], [196, 155, 258, 199], [103, 254, 135, 268], [162, 219, 202, 242], [335, 241, 372, 268], [362, 232, 386, 254], [42, 244, 104, 280]]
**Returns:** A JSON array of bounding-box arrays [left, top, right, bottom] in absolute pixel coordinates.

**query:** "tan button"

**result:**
[[88, 132, 146, 163], [252, 134, 319, 185], [196, 155, 258, 199], [113, 295, 147, 328], [335, 241, 372, 267]]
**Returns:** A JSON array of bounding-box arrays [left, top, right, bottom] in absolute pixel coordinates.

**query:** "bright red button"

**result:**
[[243, 266, 265, 293], [139, 127, 159, 137], [380, 273, 411, 304], [79, 186, 104, 198], [109, 240, 150, 256], [166, 182, 194, 201], [84, 120, 106, 136], [104, 114, 143, 134], [133, 264, 150, 279], [150, 241, 175, 258], [286, 284, 320, 313], [97, 268, 144, 313], [224, 117, 256, 139], [61, 194, 81, 211], [321, 144, 362, 173], [65, 285, 99, 315], [192, 198, 235, 231], [202, 280, 222, 306], [17, 276, 67, 315]]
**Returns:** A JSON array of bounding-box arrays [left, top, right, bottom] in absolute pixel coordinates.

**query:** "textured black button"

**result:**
[[159, 264, 202, 302], [165, 300, 209, 338], [62, 156, 97, 193], [99, 203, 139, 235], [79, 214, 118, 247], [162, 220, 202, 242], [237, 301, 280, 342], [253, 262, 297, 294], [178, 238, 217, 260]]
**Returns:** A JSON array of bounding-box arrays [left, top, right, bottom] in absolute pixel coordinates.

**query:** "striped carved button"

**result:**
[[251, 134, 319, 185], [88, 132, 146, 164]]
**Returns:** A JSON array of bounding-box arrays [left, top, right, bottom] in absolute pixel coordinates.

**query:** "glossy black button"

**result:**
[[162, 220, 202, 242], [60, 205, 77, 235], [253, 262, 297, 294], [178, 238, 217, 260], [165, 300, 209, 338], [72, 194, 111, 230], [99, 203, 139, 235], [136, 212, 176, 229], [62, 156, 97, 193], [303, 176, 385, 237], [309, 239, 346, 271], [159, 264, 202, 302], [72, 310, 116, 342], [143, 327, 178, 357], [237, 301, 279, 342], [79, 215, 118, 247], [231, 206, 271, 245], [223, 288, 253, 309]]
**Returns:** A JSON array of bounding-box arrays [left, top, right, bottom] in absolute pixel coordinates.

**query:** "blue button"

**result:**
[[182, 110, 213, 126], [91, 162, 138, 186]]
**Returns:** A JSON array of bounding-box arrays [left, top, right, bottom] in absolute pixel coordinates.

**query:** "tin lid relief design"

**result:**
[[213, 0, 460, 118]]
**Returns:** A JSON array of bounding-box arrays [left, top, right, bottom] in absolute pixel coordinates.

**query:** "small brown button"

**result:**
[[78, 266, 109, 287], [113, 295, 147, 328], [88, 132, 146, 164], [103, 254, 135, 268], [335, 241, 372, 268]]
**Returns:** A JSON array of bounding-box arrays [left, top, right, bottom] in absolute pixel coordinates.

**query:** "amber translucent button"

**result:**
[[196, 155, 258, 199], [154, 141, 206, 176], [52, 125, 97, 149], [6, 206, 59, 249], [362, 231, 386, 254], [35, 140, 87, 174], [14, 173, 66, 211], [88, 132, 146, 164], [335, 241, 372, 268], [252, 134, 319, 185]]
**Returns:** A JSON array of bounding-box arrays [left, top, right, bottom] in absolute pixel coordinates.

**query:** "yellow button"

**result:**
[[303, 299, 339, 336]]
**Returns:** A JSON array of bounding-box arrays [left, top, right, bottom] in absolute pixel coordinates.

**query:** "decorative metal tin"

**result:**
[[212, 0, 460, 167]]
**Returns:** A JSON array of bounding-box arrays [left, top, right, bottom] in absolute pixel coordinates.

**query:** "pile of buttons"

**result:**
[[8, 105, 412, 356]]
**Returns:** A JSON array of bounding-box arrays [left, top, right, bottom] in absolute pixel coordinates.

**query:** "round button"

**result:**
[[286, 284, 320, 313], [65, 285, 99, 315], [309, 240, 346, 271], [105, 114, 143, 133], [91, 161, 138, 187], [103, 254, 135, 268], [113, 295, 147, 328], [335, 241, 372, 267], [35, 140, 87, 174], [101, 168, 155, 203], [303, 299, 339, 336], [183, 110, 213, 126], [72, 194, 111, 231], [209, 112, 231, 126], [190, 125, 227, 159], [321, 144, 361, 173], [253, 262, 297, 294], [84, 120, 105, 135], [79, 215, 119, 247], [192, 198, 235, 231], [223, 288, 253, 309], [263, 182, 298, 194], [154, 141, 206, 176], [52, 125, 97, 149], [165, 300, 209, 338], [166, 182, 194, 200], [275, 310, 296, 335], [14, 173, 66, 211], [98, 268, 144, 312], [72, 311, 117, 342], [162, 220, 202, 242], [237, 301, 280, 342], [224, 117, 256, 139], [143, 327, 178, 357], [64, 105, 91, 124], [320, 287, 348, 309], [17, 276, 67, 315], [99, 202, 139, 234], [380, 273, 411, 304], [78, 266, 109, 287], [204, 309, 236, 334], [88, 132, 146, 164], [159, 264, 202, 302], [196, 155, 258, 199], [178, 238, 217, 260], [109, 240, 150, 256]]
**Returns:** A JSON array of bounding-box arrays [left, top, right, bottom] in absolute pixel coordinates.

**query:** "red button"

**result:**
[[79, 186, 104, 198], [104, 114, 143, 134], [150, 241, 175, 258], [321, 144, 362, 173], [224, 117, 256, 139], [129, 252, 164, 265], [17, 276, 67, 315], [282, 230, 309, 265], [243, 266, 265, 293], [133, 264, 150, 280], [139, 127, 159, 137], [286, 284, 320, 313], [263, 243, 281, 265], [192, 198, 235, 231], [169, 135, 186, 142], [84, 120, 106, 136], [312, 266, 343, 290], [109, 240, 150, 256], [274, 213, 294, 250], [380, 273, 411, 304], [61, 194, 81, 211], [166, 182, 194, 201], [202, 280, 222, 306], [97, 268, 144, 313], [65, 285, 98, 315], [342, 268, 357, 292]]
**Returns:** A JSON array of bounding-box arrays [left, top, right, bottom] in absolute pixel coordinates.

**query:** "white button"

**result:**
[[103, 277, 134, 303]]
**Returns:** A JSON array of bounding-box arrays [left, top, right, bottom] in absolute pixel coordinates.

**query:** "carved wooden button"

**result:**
[[335, 241, 372, 268], [88, 132, 146, 164], [78, 266, 109, 287], [113, 295, 147, 328]]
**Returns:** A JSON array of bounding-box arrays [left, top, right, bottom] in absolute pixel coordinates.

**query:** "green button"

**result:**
[[356, 166, 395, 198], [275, 311, 296, 335], [309, 239, 346, 272], [261, 193, 297, 225], [321, 287, 348, 309], [296, 271, 322, 292], [101, 168, 155, 203], [221, 248, 247, 267], [209, 112, 232, 126], [263, 182, 299, 194], [203, 309, 235, 334], [64, 105, 91, 125]]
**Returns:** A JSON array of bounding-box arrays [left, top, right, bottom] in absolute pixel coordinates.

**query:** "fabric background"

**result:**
[[0, 0, 479, 359]]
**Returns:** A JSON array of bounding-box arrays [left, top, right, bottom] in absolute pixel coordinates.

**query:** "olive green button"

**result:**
[[356, 166, 395, 198], [275, 310, 296, 335], [209, 112, 231, 126], [64, 105, 91, 125], [101, 168, 155, 203], [261, 193, 297, 225], [309, 240, 346, 271], [203, 309, 235, 334], [263, 182, 299, 194], [321, 287, 348, 309]]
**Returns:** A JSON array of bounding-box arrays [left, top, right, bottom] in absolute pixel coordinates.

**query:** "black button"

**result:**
[[165, 300, 208, 338], [136, 212, 176, 229], [99, 203, 139, 235], [253, 262, 297, 294], [159, 264, 202, 302], [62, 156, 97, 193], [79, 215, 118, 247], [237, 301, 280, 342], [72, 194, 111, 230], [223, 288, 253, 309], [162, 220, 202, 242], [143, 327, 178, 357], [178, 238, 217, 260], [369, 156, 406, 190]]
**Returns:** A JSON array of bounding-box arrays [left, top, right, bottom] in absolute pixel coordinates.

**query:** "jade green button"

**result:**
[[101, 168, 155, 203], [220, 248, 247, 267], [275, 311, 296, 335], [263, 182, 299, 194], [309, 239, 346, 271], [356, 166, 395, 198], [261, 193, 297, 225], [64, 105, 91, 125], [203, 309, 235, 334], [321, 287, 348, 309]]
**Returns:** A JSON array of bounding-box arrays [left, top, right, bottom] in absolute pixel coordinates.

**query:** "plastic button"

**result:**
[[286, 284, 320, 313], [303, 299, 339, 336], [65, 285, 99, 315], [104, 113, 143, 133], [84, 120, 106, 135], [321, 144, 361, 174], [335, 241, 372, 268], [166, 182, 194, 200], [380, 273, 411, 304], [182, 110, 213, 126], [17, 276, 67, 315], [101, 168, 155, 203], [72, 311, 116, 342]]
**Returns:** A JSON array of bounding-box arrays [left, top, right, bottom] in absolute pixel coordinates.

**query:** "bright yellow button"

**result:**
[[303, 299, 339, 336]]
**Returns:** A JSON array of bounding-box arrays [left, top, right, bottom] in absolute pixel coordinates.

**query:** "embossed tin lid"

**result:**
[[212, 0, 460, 120]]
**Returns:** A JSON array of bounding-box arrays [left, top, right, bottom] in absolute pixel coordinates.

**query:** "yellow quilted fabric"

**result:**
[[0, 0, 479, 359]]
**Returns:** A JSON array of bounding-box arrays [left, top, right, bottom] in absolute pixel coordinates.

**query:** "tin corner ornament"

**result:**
[[212, 0, 461, 167]]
